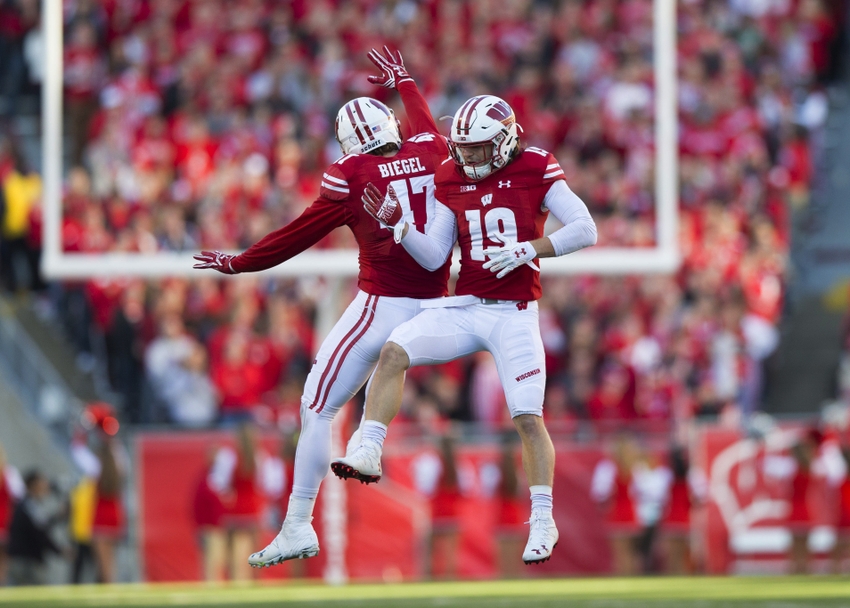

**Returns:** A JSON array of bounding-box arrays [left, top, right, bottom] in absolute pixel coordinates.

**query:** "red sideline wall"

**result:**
[[136, 432, 613, 581], [137, 425, 838, 581]]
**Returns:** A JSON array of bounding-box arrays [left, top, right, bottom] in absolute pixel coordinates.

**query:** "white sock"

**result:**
[[360, 420, 388, 450], [529, 485, 553, 516], [285, 495, 315, 525]]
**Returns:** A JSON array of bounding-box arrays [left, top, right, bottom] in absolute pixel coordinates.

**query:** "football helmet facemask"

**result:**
[[449, 95, 521, 181], [335, 97, 402, 156]]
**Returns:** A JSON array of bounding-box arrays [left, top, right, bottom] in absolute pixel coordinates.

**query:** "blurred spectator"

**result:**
[[494, 431, 526, 579], [786, 432, 819, 574], [209, 330, 267, 426], [7, 470, 64, 586], [64, 19, 105, 165], [67, 467, 96, 584], [710, 292, 780, 418], [72, 403, 127, 583], [207, 423, 282, 581], [412, 430, 462, 580], [191, 447, 227, 582], [764, 429, 821, 574], [0, 0, 39, 116], [145, 313, 216, 425], [833, 444, 850, 574], [0, 145, 41, 293], [661, 445, 706, 575], [631, 446, 672, 574], [0, 442, 24, 585], [591, 435, 641, 575]]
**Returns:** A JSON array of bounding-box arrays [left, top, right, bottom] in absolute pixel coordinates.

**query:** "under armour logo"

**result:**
[[514, 248, 526, 258], [498, 180, 511, 188], [516, 301, 528, 311], [481, 193, 493, 206]]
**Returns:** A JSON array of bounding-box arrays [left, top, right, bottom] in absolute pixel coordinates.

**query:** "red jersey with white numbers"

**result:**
[[434, 147, 565, 301], [231, 81, 451, 299]]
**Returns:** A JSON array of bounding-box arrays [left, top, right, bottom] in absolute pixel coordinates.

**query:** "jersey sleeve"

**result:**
[[397, 79, 440, 137], [541, 150, 566, 185], [231, 197, 354, 273], [320, 163, 351, 201]]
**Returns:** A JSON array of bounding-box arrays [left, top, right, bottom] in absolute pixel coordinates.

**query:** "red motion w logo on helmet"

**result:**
[[486, 101, 514, 124]]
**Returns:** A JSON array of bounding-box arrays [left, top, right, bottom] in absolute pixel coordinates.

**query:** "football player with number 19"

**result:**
[[333, 95, 597, 564], [193, 48, 451, 567]]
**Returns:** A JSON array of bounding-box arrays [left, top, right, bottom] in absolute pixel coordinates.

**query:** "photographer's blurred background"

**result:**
[[1, 0, 850, 585]]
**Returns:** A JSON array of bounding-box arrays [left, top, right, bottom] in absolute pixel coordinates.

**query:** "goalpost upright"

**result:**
[[40, 0, 678, 279]]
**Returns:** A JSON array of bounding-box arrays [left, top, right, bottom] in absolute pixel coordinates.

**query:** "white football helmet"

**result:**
[[449, 95, 521, 181], [335, 97, 402, 155]]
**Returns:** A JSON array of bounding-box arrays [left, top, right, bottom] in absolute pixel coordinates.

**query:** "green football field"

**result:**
[[1, 577, 849, 608]]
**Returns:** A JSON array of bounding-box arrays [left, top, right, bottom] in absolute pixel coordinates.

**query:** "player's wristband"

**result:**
[[393, 222, 407, 244]]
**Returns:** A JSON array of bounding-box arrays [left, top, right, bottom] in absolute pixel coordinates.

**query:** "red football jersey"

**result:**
[[434, 147, 565, 301], [232, 81, 452, 299]]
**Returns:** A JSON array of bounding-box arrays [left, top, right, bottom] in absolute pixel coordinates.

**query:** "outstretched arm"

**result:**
[[194, 198, 353, 274], [367, 46, 440, 137]]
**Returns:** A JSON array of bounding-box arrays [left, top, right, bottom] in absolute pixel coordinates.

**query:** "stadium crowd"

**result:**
[[0, 0, 842, 429], [0, 0, 848, 582]]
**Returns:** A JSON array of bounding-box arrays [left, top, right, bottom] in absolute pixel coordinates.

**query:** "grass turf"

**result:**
[[0, 576, 849, 607]]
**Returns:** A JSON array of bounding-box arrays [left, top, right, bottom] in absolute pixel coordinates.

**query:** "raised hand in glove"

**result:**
[[362, 182, 403, 229], [483, 242, 540, 279], [367, 46, 412, 89], [193, 250, 238, 275]]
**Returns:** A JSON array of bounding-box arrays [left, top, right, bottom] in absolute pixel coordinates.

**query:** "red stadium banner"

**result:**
[[137, 425, 840, 581], [136, 431, 613, 581]]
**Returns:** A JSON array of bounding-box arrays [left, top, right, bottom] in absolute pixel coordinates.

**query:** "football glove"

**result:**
[[483, 242, 540, 279], [362, 182, 403, 229], [367, 46, 412, 89], [193, 250, 239, 275]]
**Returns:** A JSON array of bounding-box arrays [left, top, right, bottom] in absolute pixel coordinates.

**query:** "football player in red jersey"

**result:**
[[194, 47, 453, 568], [333, 95, 597, 564]]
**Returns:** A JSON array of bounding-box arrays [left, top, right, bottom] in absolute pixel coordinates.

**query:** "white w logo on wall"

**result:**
[[481, 194, 493, 206]]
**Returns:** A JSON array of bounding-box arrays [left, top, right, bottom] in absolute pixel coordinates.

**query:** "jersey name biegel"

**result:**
[[378, 157, 427, 178]]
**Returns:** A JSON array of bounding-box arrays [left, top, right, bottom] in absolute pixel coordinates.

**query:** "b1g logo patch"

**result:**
[[461, 185, 477, 192]]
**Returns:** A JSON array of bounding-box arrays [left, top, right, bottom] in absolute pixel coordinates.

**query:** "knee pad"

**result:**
[[507, 383, 545, 419]]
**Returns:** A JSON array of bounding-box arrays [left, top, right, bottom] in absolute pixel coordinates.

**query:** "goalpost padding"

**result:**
[[40, 0, 678, 279]]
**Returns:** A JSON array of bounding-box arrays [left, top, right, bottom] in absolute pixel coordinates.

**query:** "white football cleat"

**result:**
[[330, 442, 382, 484], [522, 510, 559, 565], [248, 520, 319, 568]]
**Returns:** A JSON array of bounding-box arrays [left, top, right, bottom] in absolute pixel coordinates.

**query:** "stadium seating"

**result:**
[[3, 0, 842, 428]]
